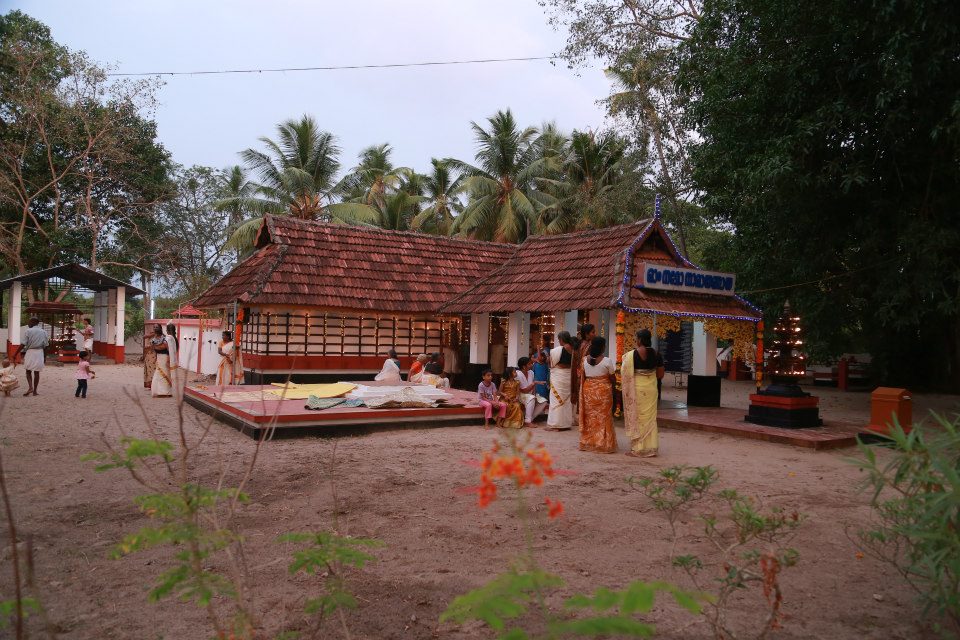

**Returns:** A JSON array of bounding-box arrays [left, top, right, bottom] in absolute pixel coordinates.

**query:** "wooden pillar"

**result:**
[[602, 309, 617, 360], [506, 311, 530, 368], [7, 280, 21, 358], [692, 321, 717, 376], [114, 286, 125, 363], [469, 312, 490, 364]]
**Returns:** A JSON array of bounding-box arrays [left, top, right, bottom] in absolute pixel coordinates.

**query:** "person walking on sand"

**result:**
[[75, 351, 95, 399], [15, 317, 49, 396]]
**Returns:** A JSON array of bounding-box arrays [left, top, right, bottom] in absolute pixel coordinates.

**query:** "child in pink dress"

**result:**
[[75, 351, 95, 399], [477, 369, 506, 429]]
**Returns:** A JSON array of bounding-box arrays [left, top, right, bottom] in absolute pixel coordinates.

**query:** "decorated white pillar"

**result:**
[[114, 286, 125, 363], [692, 321, 717, 376], [556, 310, 579, 337], [106, 288, 117, 349], [8, 280, 22, 355], [469, 312, 490, 364], [602, 309, 617, 360], [95, 292, 105, 343], [506, 311, 530, 368]]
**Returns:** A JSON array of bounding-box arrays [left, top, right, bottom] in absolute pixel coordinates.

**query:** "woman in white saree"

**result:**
[[374, 348, 403, 384], [545, 331, 575, 431], [217, 330, 244, 386]]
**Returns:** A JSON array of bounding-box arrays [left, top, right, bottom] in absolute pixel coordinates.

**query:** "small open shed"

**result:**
[[0, 263, 145, 363]]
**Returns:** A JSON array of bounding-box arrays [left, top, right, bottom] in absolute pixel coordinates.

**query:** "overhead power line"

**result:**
[[106, 55, 558, 77]]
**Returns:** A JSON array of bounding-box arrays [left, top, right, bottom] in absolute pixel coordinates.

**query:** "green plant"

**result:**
[[629, 465, 718, 555], [850, 414, 960, 637], [441, 432, 705, 639], [84, 435, 256, 638], [278, 532, 383, 630], [636, 467, 802, 639]]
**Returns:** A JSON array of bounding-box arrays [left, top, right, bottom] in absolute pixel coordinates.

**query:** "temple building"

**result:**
[[193, 210, 761, 395]]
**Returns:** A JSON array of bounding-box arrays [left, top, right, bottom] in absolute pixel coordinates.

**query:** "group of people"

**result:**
[[374, 350, 451, 388], [148, 323, 243, 398], [0, 316, 97, 398], [477, 324, 663, 458]]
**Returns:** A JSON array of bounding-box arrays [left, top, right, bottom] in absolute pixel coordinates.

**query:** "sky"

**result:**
[[5, 0, 612, 175]]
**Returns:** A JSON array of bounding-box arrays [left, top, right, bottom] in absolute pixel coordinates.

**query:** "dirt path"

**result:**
[[1, 363, 955, 639]]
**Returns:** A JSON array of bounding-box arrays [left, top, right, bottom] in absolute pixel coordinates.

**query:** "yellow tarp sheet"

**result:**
[[216, 390, 277, 403], [265, 382, 357, 400]]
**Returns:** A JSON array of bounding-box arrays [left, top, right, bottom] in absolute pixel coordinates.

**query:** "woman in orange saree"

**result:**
[[578, 337, 617, 453]]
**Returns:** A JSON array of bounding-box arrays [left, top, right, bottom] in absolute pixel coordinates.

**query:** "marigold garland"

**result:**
[[617, 310, 757, 365]]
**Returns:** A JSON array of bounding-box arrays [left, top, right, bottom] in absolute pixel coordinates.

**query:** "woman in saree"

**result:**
[[570, 324, 595, 427], [407, 354, 428, 383], [374, 348, 402, 383], [621, 329, 663, 457], [150, 324, 173, 397], [498, 366, 525, 429], [419, 352, 443, 387], [545, 331, 575, 431], [578, 336, 617, 453], [217, 330, 244, 386]]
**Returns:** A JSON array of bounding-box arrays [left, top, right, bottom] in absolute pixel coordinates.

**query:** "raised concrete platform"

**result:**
[[658, 405, 866, 449], [184, 384, 483, 438]]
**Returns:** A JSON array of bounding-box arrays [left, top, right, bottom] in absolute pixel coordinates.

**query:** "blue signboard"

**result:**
[[638, 262, 736, 296]]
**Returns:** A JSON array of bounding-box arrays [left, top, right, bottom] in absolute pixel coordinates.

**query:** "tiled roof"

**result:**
[[441, 220, 653, 313], [194, 215, 761, 321], [192, 216, 515, 313], [625, 288, 762, 320]]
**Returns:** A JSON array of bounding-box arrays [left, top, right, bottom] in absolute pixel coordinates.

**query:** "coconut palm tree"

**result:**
[[224, 115, 376, 250], [537, 130, 627, 233], [411, 159, 464, 235], [448, 109, 551, 243], [339, 143, 410, 210]]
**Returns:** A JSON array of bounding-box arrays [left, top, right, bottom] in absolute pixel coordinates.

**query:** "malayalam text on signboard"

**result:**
[[638, 263, 736, 296]]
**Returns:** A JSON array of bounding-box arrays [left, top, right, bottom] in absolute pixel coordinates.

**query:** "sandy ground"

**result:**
[[1, 363, 958, 639]]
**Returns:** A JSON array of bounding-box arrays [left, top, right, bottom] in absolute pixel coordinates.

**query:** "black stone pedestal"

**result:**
[[687, 374, 721, 407]]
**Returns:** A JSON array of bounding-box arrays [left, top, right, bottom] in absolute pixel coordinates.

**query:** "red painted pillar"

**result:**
[[837, 358, 849, 391]]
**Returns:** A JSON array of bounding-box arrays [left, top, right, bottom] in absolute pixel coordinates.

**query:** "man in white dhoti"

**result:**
[[15, 317, 50, 396], [374, 348, 403, 383], [516, 357, 547, 427]]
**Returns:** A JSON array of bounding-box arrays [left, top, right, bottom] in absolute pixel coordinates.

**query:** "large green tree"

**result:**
[[449, 110, 550, 243], [410, 159, 464, 235], [678, 0, 960, 388], [225, 115, 376, 249]]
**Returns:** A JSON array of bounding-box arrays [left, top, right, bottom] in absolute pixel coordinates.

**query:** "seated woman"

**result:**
[[408, 353, 428, 383], [374, 348, 403, 383], [420, 352, 444, 386]]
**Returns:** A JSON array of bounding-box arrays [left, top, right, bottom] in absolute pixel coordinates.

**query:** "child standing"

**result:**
[[0, 358, 18, 396], [477, 369, 505, 429], [75, 351, 95, 398]]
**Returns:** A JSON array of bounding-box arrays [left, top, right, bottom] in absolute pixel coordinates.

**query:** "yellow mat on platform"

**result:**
[[265, 382, 357, 400], [216, 390, 276, 403]]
